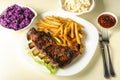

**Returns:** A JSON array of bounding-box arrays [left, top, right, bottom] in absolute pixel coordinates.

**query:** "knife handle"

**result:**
[[101, 47, 110, 78], [106, 44, 116, 77]]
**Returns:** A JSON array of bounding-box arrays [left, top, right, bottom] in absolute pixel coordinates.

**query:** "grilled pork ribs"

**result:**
[[27, 28, 80, 67]]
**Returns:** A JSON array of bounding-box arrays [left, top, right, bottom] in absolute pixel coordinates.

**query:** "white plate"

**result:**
[[18, 11, 99, 76]]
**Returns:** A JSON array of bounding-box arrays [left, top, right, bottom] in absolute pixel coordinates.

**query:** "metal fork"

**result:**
[[99, 33, 110, 78], [102, 29, 116, 77]]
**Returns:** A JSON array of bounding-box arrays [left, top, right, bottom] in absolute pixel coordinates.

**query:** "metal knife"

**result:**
[[99, 33, 110, 78]]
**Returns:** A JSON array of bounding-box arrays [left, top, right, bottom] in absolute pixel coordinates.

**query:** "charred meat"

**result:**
[[27, 28, 80, 67]]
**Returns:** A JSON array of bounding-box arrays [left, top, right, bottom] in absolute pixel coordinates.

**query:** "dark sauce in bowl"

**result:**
[[98, 14, 116, 28]]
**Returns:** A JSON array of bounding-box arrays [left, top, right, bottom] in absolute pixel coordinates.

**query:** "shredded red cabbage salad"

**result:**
[[0, 4, 35, 31]]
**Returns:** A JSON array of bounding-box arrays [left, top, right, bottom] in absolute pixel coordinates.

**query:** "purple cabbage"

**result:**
[[0, 4, 35, 31]]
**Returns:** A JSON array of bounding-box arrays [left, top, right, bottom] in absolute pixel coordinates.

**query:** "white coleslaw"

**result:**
[[62, 0, 91, 13]]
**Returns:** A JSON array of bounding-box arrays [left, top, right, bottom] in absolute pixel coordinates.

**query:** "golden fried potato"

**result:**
[[36, 16, 85, 54]]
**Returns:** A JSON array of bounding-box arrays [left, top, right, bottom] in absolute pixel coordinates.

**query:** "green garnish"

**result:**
[[27, 48, 58, 74]]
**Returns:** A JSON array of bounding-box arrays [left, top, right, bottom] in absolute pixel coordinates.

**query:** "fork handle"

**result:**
[[101, 47, 110, 78], [106, 44, 116, 77]]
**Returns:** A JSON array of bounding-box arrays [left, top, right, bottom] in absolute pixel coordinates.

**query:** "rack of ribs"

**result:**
[[27, 28, 80, 67]]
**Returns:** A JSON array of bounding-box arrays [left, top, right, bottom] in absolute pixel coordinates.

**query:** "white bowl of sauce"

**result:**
[[97, 12, 118, 29]]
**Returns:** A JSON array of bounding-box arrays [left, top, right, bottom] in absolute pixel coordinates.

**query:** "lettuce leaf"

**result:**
[[27, 48, 58, 74]]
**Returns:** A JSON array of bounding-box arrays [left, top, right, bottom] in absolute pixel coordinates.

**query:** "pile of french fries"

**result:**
[[36, 16, 85, 54]]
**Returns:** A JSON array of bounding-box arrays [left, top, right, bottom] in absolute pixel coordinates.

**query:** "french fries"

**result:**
[[36, 16, 85, 54]]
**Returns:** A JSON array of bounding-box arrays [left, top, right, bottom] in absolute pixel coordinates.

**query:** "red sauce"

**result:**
[[98, 14, 116, 28]]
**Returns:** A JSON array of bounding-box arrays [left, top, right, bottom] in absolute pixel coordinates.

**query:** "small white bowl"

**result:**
[[97, 12, 118, 30], [59, 0, 95, 15], [0, 3, 37, 32]]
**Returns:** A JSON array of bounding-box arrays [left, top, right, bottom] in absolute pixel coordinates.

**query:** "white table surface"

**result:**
[[0, 0, 120, 80]]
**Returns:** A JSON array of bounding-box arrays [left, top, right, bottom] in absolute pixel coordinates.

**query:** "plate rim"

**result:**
[[18, 11, 99, 76]]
